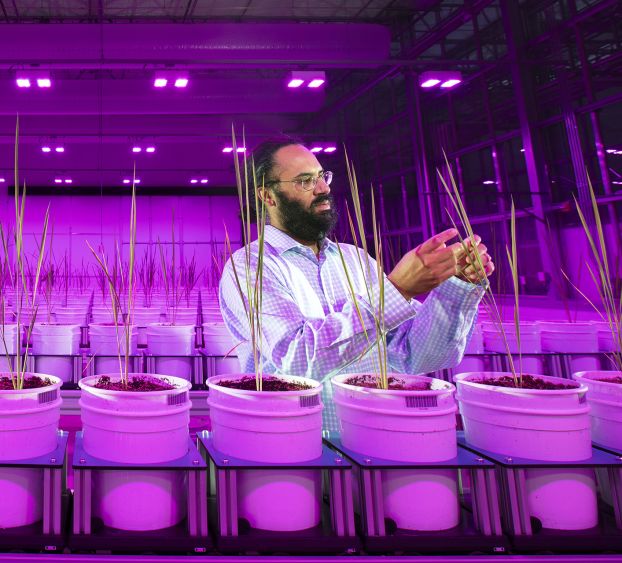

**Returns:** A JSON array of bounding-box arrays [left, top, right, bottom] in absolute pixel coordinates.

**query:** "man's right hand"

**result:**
[[388, 228, 460, 300]]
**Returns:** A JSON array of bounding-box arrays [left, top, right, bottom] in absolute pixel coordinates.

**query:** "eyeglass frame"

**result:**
[[263, 170, 333, 192]]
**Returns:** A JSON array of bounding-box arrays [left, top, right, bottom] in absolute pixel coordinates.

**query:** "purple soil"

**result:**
[[93, 375, 176, 391], [217, 375, 313, 391], [473, 374, 578, 390], [0, 375, 54, 390], [344, 374, 434, 391], [594, 376, 622, 385]]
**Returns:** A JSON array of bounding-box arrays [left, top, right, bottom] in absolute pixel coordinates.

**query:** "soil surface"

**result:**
[[216, 375, 313, 391], [93, 375, 176, 391], [0, 375, 55, 390], [473, 374, 578, 390], [594, 376, 622, 385], [344, 374, 434, 390]]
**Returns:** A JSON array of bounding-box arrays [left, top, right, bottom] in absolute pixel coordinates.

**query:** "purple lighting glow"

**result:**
[[64, 179, 72, 184], [222, 147, 234, 153], [54, 178, 62, 184], [324, 147, 337, 153], [132, 147, 142, 153], [310, 147, 323, 153], [236, 147, 246, 153], [200, 179, 208, 184], [440, 79, 462, 88], [606, 149, 617, 154], [483, 180, 496, 185], [16, 78, 31, 88], [42, 146, 51, 153], [55, 147, 64, 153], [154, 78, 167, 88], [421, 79, 441, 88], [190, 179, 198, 184], [146, 147, 156, 153], [0, 178, 5, 183], [174, 78, 189, 88], [308, 79, 325, 88], [288, 79, 304, 88], [37, 78, 52, 88]]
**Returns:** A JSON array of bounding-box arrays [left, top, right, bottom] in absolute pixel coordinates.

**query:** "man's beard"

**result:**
[[272, 190, 338, 243]]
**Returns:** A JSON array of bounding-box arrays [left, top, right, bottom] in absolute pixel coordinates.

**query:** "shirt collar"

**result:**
[[264, 224, 338, 256]]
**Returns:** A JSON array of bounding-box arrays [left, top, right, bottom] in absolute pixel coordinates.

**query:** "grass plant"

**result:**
[[0, 117, 50, 389], [223, 127, 267, 391], [86, 178, 138, 386], [569, 176, 622, 371], [437, 153, 523, 387]]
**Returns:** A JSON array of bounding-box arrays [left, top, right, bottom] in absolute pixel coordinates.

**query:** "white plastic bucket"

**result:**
[[454, 323, 486, 374], [130, 308, 162, 347], [483, 322, 543, 373], [146, 324, 195, 381], [0, 373, 62, 528], [91, 306, 118, 324], [590, 321, 618, 354], [79, 373, 192, 531], [89, 324, 138, 375], [202, 307, 224, 324], [202, 322, 237, 356], [455, 372, 596, 530], [332, 373, 459, 531], [538, 321, 600, 373], [164, 307, 198, 326], [0, 324, 19, 355], [53, 307, 88, 325], [32, 324, 81, 383], [574, 371, 622, 451], [207, 373, 323, 531]]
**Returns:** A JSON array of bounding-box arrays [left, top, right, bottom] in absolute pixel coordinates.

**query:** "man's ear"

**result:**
[[258, 186, 276, 207]]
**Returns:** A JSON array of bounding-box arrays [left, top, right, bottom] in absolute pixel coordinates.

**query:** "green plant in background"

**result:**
[[158, 211, 184, 324], [223, 127, 267, 392], [87, 179, 138, 386], [570, 176, 622, 371], [138, 246, 157, 308], [437, 154, 523, 387], [0, 117, 50, 389]]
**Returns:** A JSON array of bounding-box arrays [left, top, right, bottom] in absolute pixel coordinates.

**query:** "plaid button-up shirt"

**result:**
[[219, 225, 484, 430]]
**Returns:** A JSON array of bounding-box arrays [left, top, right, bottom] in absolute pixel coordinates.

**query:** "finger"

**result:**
[[418, 228, 458, 253], [465, 235, 482, 247]]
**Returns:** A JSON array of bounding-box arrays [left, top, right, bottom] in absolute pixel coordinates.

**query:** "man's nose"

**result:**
[[313, 176, 330, 195]]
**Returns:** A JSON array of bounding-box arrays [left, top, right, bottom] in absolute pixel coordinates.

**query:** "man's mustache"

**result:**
[[312, 194, 333, 207]]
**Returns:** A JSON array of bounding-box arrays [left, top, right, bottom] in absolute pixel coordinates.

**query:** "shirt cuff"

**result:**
[[433, 276, 486, 309]]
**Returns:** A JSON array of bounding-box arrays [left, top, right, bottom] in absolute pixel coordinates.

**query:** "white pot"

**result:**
[[164, 307, 198, 325], [202, 307, 223, 324], [79, 373, 192, 531], [0, 373, 62, 528], [89, 324, 138, 375], [574, 371, 622, 451], [32, 324, 81, 383], [146, 324, 195, 381], [130, 307, 162, 347], [0, 324, 19, 355], [202, 322, 237, 356], [207, 373, 323, 532], [538, 321, 600, 372], [91, 306, 118, 324], [455, 372, 597, 530], [332, 373, 459, 531], [483, 322, 543, 374], [590, 321, 619, 354], [454, 323, 486, 374], [54, 307, 88, 325]]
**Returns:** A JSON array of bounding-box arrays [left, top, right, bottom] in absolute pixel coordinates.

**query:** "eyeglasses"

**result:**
[[269, 170, 333, 192]]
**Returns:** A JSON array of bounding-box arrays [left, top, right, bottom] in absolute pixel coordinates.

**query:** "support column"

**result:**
[[405, 71, 434, 240], [500, 0, 557, 294]]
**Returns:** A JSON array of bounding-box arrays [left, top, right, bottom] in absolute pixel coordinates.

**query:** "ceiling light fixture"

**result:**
[[419, 71, 462, 89], [286, 71, 326, 89]]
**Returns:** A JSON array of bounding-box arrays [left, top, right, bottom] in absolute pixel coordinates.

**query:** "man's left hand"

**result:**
[[454, 236, 495, 284]]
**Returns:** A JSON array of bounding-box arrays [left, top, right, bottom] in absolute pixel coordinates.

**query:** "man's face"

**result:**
[[268, 144, 338, 242]]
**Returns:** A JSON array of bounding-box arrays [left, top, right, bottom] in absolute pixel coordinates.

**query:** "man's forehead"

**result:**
[[274, 145, 322, 175]]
